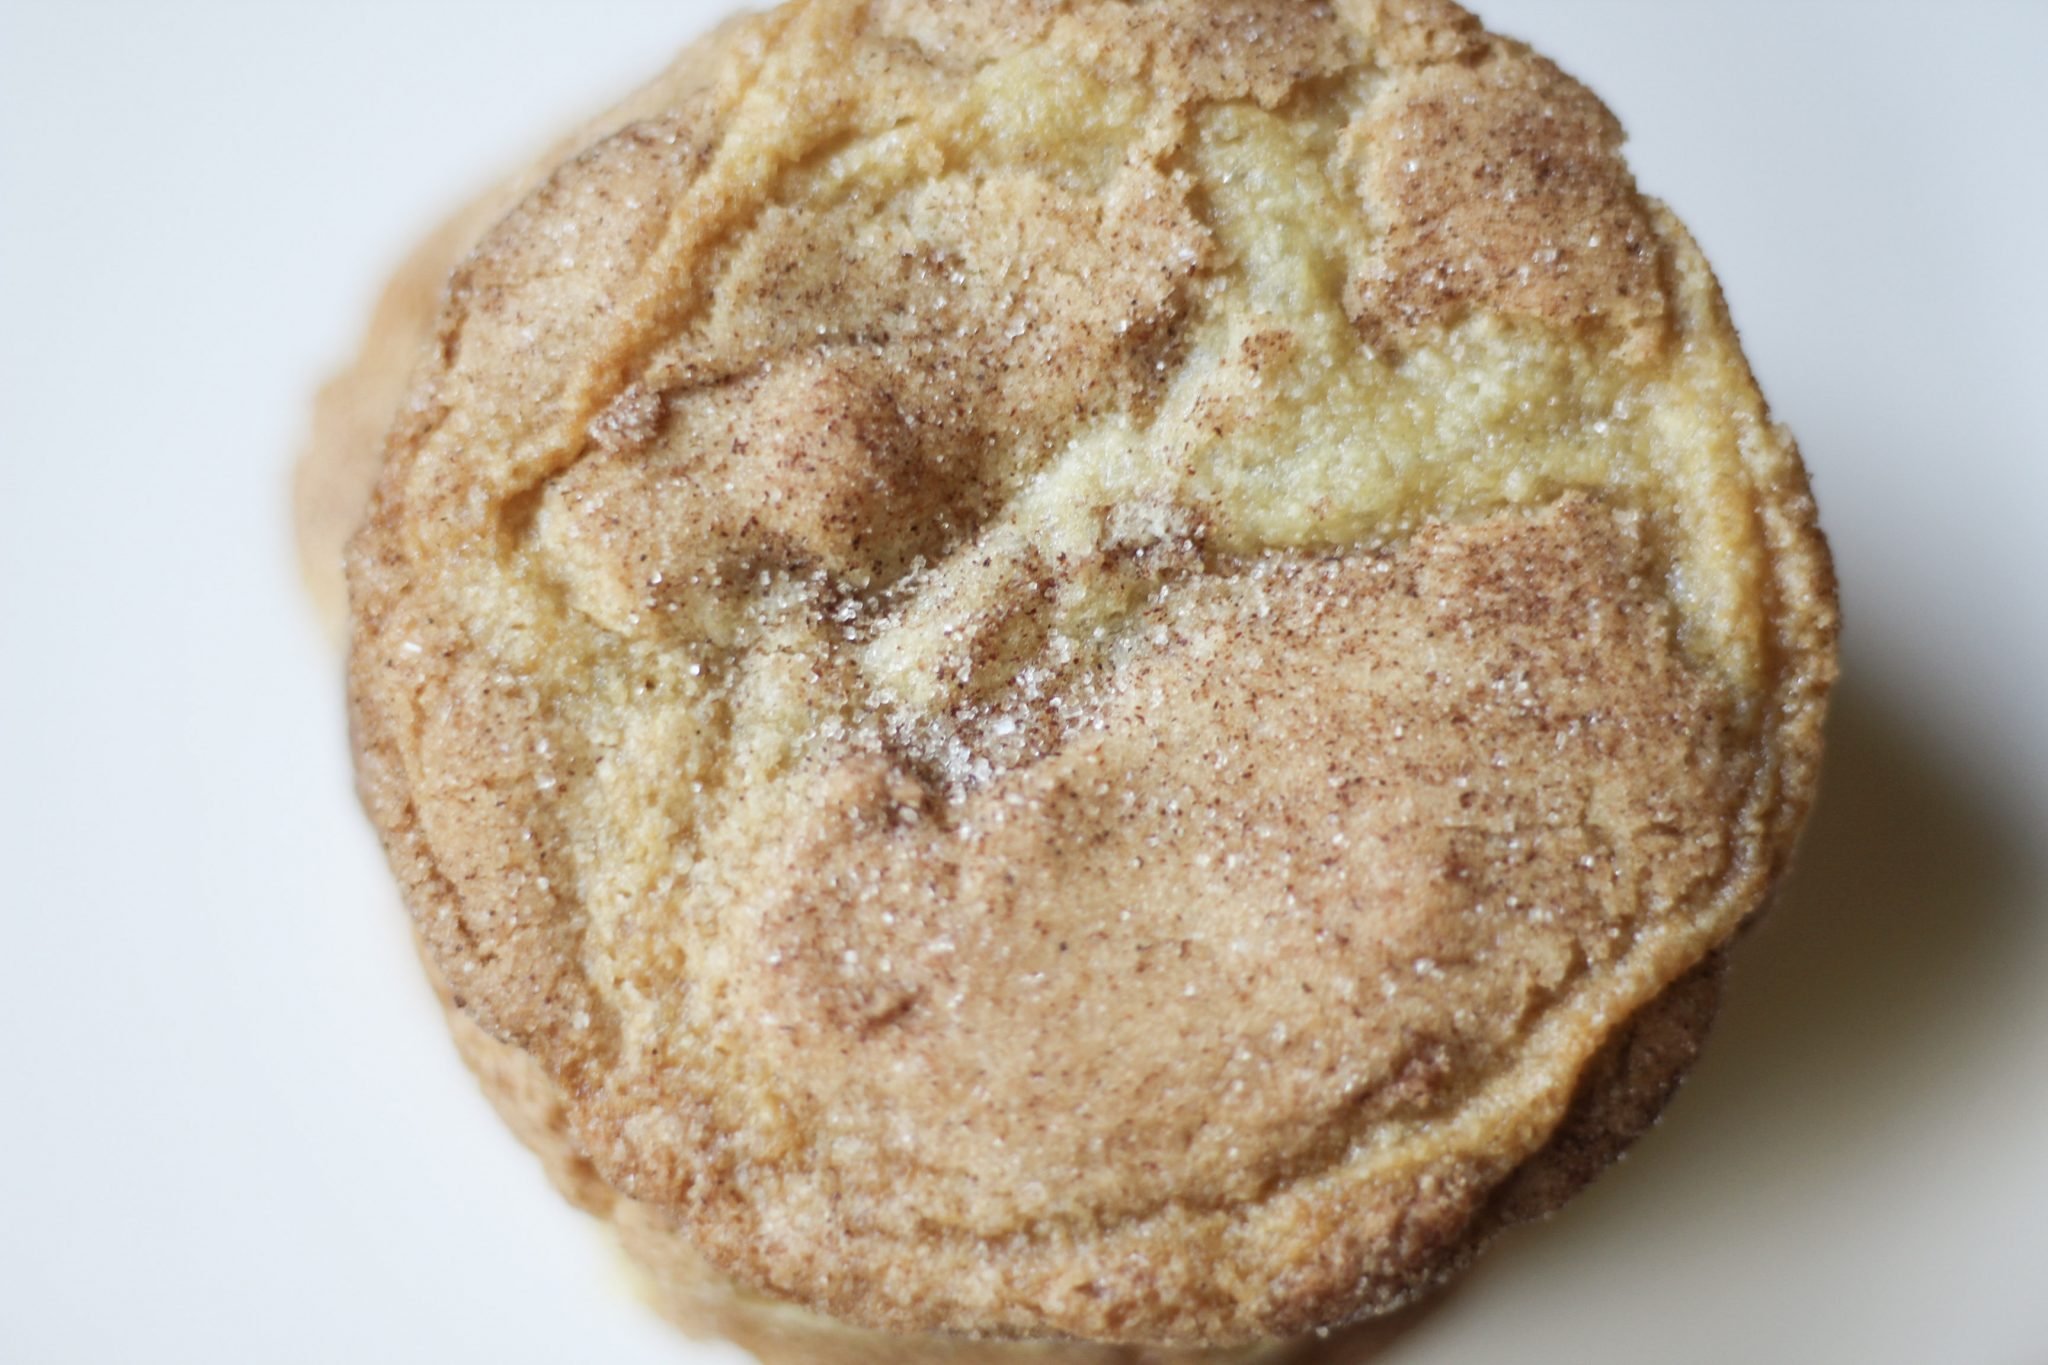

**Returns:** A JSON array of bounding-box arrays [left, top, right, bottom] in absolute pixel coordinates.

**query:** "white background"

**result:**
[[3, 2, 2045, 1362]]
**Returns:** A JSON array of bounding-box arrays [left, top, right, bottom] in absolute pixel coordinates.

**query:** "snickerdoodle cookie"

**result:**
[[306, 0, 1836, 1356]]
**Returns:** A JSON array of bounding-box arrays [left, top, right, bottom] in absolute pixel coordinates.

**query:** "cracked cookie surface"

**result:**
[[343, 0, 1835, 1346]]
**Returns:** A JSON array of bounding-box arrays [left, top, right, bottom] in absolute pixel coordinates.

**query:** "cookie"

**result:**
[[309, 0, 1835, 1354]]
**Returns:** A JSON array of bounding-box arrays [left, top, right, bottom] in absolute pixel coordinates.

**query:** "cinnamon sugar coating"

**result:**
[[321, 0, 1835, 1351]]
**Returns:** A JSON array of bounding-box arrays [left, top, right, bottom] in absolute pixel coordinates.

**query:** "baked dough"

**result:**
[[305, 0, 1836, 1355]]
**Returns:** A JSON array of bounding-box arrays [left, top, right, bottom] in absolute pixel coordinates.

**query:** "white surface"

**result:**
[[2, 3, 2043, 1362]]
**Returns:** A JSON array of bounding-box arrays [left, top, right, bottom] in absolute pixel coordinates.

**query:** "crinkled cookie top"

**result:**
[[347, 0, 1834, 1345]]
